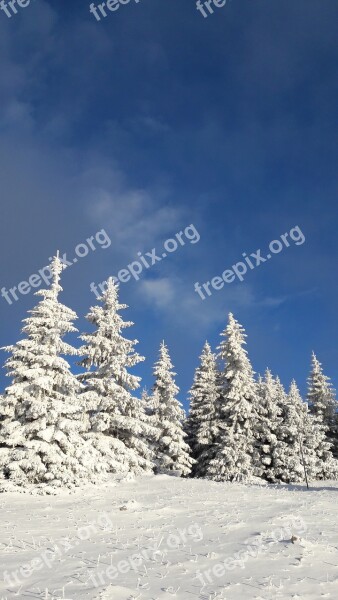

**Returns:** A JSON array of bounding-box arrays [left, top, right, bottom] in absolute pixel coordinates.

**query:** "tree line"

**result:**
[[0, 255, 337, 490]]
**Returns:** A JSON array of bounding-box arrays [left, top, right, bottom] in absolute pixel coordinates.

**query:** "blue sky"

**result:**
[[0, 0, 337, 408]]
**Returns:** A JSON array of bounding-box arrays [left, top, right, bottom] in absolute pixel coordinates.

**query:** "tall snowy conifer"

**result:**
[[78, 278, 156, 475], [185, 342, 219, 477], [307, 352, 338, 457], [274, 381, 307, 483], [151, 342, 193, 476], [205, 313, 260, 482], [0, 256, 104, 489], [274, 380, 337, 483], [256, 369, 283, 482]]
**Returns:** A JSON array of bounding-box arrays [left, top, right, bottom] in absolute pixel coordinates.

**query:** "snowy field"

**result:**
[[1, 475, 338, 600]]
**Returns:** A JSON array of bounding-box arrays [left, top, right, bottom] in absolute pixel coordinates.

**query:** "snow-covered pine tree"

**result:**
[[78, 278, 157, 476], [185, 342, 219, 477], [307, 352, 338, 458], [303, 411, 338, 481], [205, 313, 260, 482], [270, 376, 290, 477], [0, 255, 106, 489], [151, 342, 193, 476], [274, 376, 288, 409], [274, 380, 337, 483], [273, 380, 307, 483], [255, 369, 283, 482], [140, 387, 153, 416]]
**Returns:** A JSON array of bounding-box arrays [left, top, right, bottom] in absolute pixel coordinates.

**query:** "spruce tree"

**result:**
[[78, 278, 157, 475], [274, 380, 337, 483], [255, 369, 282, 482], [274, 380, 306, 483], [307, 352, 338, 457], [0, 256, 105, 489], [205, 313, 260, 482], [185, 342, 219, 477], [151, 342, 193, 476]]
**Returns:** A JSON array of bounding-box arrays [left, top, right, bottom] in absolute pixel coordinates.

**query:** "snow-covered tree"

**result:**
[[205, 313, 260, 482], [307, 352, 338, 457], [255, 369, 283, 482], [0, 255, 105, 489], [140, 387, 153, 415], [151, 342, 193, 476], [274, 380, 337, 483], [78, 278, 157, 476], [185, 342, 219, 477], [273, 381, 308, 483]]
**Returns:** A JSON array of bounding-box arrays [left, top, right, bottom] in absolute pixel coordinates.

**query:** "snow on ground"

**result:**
[[0, 475, 338, 600]]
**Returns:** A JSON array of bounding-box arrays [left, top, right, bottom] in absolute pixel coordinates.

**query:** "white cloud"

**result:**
[[139, 277, 257, 329], [140, 278, 176, 309], [84, 167, 184, 253], [138, 275, 310, 333]]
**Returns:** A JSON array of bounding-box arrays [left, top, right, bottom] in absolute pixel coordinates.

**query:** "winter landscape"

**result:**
[[1, 476, 338, 600], [1, 255, 338, 598], [1, 1, 337, 599]]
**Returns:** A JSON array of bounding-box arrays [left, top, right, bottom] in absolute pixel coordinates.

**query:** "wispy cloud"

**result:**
[[85, 178, 183, 253], [139, 276, 317, 332], [141, 278, 176, 309], [139, 277, 254, 329]]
